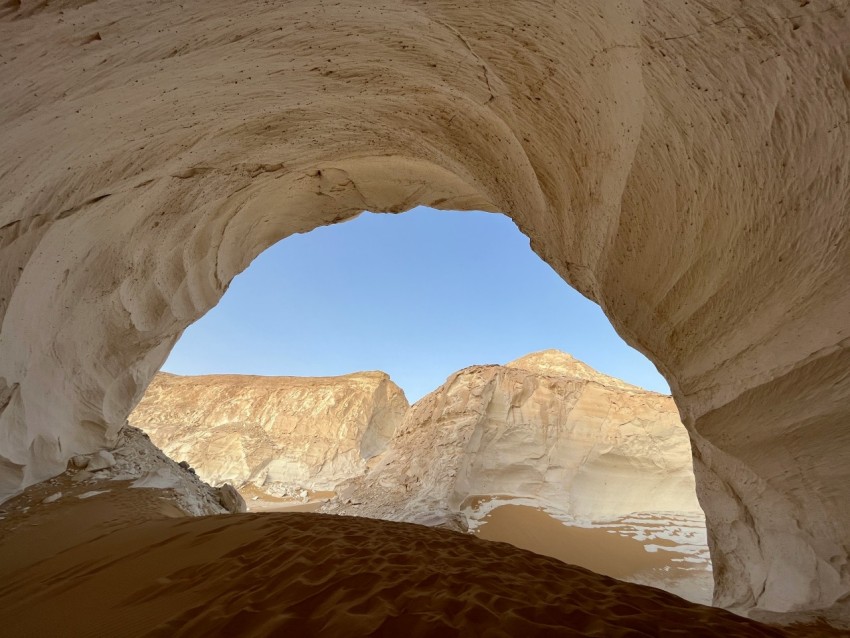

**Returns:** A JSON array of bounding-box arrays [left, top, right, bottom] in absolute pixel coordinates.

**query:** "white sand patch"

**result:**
[[463, 495, 713, 605], [78, 491, 110, 499]]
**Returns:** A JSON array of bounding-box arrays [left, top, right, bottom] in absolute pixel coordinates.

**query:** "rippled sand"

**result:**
[[1, 483, 832, 637]]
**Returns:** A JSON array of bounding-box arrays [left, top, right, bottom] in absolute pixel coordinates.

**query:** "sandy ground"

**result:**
[[239, 485, 336, 512], [474, 504, 676, 579], [247, 498, 327, 512], [470, 502, 713, 605], [0, 484, 837, 637]]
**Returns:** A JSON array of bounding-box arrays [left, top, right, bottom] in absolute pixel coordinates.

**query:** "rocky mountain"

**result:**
[[323, 350, 700, 529], [130, 352, 699, 525], [128, 352, 709, 601], [129, 371, 409, 494]]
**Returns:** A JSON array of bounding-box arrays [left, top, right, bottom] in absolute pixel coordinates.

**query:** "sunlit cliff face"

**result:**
[[0, 0, 848, 618]]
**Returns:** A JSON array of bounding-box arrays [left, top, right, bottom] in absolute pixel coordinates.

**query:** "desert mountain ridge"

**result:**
[[130, 349, 675, 499], [505, 349, 656, 393], [3, 351, 835, 633], [321, 350, 695, 528], [130, 367, 409, 494]]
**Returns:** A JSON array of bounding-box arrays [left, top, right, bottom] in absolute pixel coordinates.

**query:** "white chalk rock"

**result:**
[[218, 484, 247, 514], [129, 372, 408, 493], [87, 451, 116, 472], [69, 456, 89, 470], [326, 351, 700, 525]]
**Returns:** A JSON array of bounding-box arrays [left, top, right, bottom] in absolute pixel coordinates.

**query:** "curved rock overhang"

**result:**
[[0, 0, 847, 619]]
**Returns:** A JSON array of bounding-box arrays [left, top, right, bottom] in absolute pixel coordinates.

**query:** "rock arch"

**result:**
[[0, 0, 847, 619]]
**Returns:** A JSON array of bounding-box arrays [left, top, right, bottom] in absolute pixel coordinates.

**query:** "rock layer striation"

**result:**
[[129, 371, 408, 492], [325, 351, 701, 528]]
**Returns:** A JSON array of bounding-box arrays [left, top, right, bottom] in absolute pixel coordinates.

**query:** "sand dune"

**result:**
[[474, 504, 678, 579], [0, 487, 831, 637], [469, 502, 713, 605]]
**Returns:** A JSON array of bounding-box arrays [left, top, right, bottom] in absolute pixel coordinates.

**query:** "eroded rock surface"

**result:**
[[129, 371, 408, 493], [324, 350, 700, 527], [0, 424, 238, 519], [0, 0, 847, 619]]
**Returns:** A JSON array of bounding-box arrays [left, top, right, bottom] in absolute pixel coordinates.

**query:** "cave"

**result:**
[[0, 0, 847, 626]]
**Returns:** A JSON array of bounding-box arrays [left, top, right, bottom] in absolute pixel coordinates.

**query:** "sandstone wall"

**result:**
[[325, 351, 700, 528], [0, 0, 847, 618], [129, 371, 408, 492]]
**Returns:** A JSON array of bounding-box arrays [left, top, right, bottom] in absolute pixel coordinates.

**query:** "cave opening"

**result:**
[[0, 0, 846, 628], [130, 205, 712, 604], [161, 206, 670, 400]]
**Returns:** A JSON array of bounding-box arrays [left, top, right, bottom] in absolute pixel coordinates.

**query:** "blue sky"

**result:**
[[162, 207, 670, 402]]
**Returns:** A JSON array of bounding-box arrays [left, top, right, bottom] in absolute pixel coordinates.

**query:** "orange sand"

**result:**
[[0, 485, 824, 637], [474, 504, 675, 579]]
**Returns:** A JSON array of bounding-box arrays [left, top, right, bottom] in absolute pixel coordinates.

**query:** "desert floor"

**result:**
[[0, 478, 837, 637], [469, 500, 713, 605]]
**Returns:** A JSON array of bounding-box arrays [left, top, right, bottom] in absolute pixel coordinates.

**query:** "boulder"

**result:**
[[87, 451, 116, 472], [218, 484, 247, 514]]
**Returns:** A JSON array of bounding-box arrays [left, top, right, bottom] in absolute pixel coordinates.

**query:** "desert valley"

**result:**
[[130, 351, 712, 603], [1, 351, 820, 636]]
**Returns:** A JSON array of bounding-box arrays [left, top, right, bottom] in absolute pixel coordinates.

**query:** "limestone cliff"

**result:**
[[324, 351, 700, 529], [129, 371, 408, 492]]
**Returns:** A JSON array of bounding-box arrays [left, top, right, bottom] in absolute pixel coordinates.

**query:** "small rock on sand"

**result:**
[[69, 455, 89, 469], [87, 450, 116, 472]]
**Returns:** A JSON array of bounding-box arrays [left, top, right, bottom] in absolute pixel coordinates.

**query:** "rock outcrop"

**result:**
[[324, 351, 700, 528], [129, 371, 408, 493], [0, 423, 242, 518], [0, 0, 847, 619]]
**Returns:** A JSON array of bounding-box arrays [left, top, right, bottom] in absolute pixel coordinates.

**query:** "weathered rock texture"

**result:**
[[324, 351, 701, 528], [128, 371, 408, 492], [16, 424, 244, 517], [0, 0, 847, 619]]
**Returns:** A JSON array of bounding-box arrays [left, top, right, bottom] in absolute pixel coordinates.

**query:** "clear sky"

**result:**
[[162, 207, 670, 402]]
